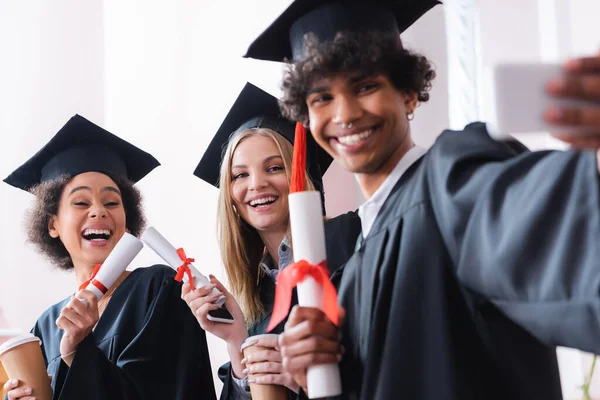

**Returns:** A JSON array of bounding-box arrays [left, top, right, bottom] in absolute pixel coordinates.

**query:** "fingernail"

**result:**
[[10, 379, 17, 386], [24, 387, 32, 395], [241, 357, 247, 364], [242, 368, 248, 375], [248, 378, 256, 384], [547, 77, 567, 92], [564, 58, 582, 71], [196, 284, 214, 292], [546, 107, 565, 121]]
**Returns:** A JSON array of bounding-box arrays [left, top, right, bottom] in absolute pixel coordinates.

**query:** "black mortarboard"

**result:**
[[245, 0, 441, 62], [4, 114, 160, 192], [193, 82, 332, 198]]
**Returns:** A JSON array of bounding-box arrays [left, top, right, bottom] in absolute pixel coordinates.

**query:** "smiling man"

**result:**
[[245, 1, 600, 399]]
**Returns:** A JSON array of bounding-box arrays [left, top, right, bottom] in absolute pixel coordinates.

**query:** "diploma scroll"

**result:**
[[79, 232, 143, 308], [289, 191, 342, 399], [141, 226, 226, 307]]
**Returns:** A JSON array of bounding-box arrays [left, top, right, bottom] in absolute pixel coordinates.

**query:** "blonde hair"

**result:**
[[217, 127, 315, 326]]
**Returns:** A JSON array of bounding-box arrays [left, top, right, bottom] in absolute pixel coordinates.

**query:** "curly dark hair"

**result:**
[[280, 31, 436, 124], [26, 174, 146, 270]]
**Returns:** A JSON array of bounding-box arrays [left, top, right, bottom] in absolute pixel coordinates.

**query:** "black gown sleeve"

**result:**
[[324, 210, 362, 275], [428, 122, 600, 353], [53, 270, 216, 400]]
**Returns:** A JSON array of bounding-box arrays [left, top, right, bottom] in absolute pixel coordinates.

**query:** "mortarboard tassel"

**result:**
[[290, 122, 307, 193]]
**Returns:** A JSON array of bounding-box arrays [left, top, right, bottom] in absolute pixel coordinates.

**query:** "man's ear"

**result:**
[[404, 92, 418, 115]]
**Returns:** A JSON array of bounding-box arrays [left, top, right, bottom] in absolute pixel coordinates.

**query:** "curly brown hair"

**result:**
[[280, 31, 436, 124], [26, 174, 146, 270]]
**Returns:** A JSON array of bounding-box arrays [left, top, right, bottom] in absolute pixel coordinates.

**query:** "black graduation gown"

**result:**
[[30, 265, 216, 400], [218, 211, 362, 399], [333, 122, 600, 400]]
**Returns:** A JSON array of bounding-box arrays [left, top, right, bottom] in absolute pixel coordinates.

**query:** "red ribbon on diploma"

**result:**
[[267, 259, 338, 332], [174, 248, 195, 290], [78, 264, 108, 294]]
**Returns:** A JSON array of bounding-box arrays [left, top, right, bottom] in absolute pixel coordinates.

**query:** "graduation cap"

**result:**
[[193, 82, 332, 203], [245, 0, 441, 62], [4, 114, 160, 192]]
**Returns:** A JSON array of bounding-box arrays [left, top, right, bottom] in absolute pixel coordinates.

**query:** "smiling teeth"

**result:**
[[83, 229, 111, 236], [338, 129, 373, 145], [250, 197, 276, 206]]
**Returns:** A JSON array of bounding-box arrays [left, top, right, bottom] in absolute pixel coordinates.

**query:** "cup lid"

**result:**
[[0, 333, 42, 357], [240, 333, 280, 352]]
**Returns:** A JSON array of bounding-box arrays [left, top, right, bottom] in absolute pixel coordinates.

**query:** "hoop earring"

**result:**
[[407, 113, 414, 121]]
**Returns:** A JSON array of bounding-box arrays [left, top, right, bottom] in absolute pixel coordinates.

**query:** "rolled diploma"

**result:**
[[141, 227, 226, 307], [288, 191, 342, 399], [79, 232, 143, 307]]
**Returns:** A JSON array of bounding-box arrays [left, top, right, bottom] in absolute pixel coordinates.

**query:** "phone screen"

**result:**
[[207, 305, 234, 322]]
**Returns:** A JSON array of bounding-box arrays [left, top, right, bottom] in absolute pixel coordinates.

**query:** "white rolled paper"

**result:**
[[141, 226, 226, 306], [288, 191, 342, 399], [79, 232, 143, 308]]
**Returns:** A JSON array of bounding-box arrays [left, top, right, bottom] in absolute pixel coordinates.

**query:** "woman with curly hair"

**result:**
[[245, 1, 600, 399], [3, 115, 216, 400]]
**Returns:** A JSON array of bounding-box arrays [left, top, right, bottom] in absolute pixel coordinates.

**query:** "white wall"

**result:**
[[0, 0, 105, 332]]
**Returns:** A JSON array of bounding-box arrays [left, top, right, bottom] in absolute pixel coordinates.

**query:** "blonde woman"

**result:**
[[184, 83, 360, 399]]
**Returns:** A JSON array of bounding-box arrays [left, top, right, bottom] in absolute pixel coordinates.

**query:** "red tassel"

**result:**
[[290, 122, 307, 193]]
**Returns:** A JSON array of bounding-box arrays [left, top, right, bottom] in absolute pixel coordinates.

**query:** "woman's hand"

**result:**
[[4, 375, 52, 400], [56, 289, 99, 365], [181, 275, 247, 344], [242, 334, 299, 393], [279, 306, 345, 394], [182, 275, 249, 377]]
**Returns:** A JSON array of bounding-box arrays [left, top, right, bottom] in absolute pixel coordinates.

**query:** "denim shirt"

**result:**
[[259, 236, 293, 282]]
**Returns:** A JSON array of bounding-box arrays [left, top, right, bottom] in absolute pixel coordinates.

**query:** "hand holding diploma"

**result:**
[[56, 290, 99, 366], [268, 123, 342, 399], [279, 306, 345, 395], [55, 233, 143, 365]]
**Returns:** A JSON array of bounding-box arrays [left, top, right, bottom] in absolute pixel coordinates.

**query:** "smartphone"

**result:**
[[486, 63, 598, 140], [207, 304, 235, 324]]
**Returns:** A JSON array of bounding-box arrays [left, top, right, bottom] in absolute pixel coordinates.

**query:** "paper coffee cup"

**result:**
[[241, 334, 288, 400], [0, 334, 52, 400]]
